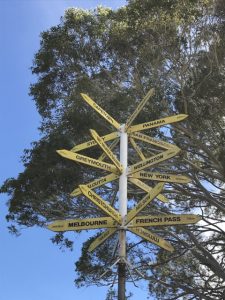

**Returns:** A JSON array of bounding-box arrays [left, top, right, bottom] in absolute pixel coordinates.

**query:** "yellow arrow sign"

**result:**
[[127, 114, 188, 133], [130, 132, 177, 150], [128, 214, 201, 227], [125, 182, 164, 224], [57, 150, 118, 174], [90, 129, 123, 173], [128, 177, 168, 203], [81, 93, 120, 129], [47, 217, 117, 232], [71, 131, 119, 153], [130, 171, 191, 184], [79, 185, 122, 224], [98, 138, 119, 162], [128, 148, 180, 175], [129, 227, 174, 252], [129, 137, 146, 160], [88, 228, 117, 252], [125, 88, 155, 130], [70, 173, 119, 197]]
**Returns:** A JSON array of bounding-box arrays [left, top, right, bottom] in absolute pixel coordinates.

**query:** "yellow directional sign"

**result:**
[[98, 138, 119, 161], [71, 131, 119, 153], [88, 228, 117, 252], [48, 217, 117, 232], [81, 93, 120, 129], [128, 177, 168, 203], [57, 150, 118, 174], [129, 227, 174, 252], [129, 137, 146, 160], [125, 182, 164, 224], [130, 132, 177, 150], [125, 88, 155, 130], [90, 129, 123, 173], [70, 173, 119, 197], [130, 171, 191, 184], [128, 148, 180, 175], [128, 214, 201, 227], [127, 114, 188, 133], [79, 185, 122, 224]]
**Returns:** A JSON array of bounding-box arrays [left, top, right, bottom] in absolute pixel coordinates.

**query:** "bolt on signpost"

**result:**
[[47, 88, 201, 300]]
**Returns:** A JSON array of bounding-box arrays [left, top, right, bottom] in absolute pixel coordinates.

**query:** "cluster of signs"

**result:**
[[48, 89, 201, 253]]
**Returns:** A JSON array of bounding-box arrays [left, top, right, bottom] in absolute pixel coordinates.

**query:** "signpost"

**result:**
[[90, 129, 123, 173], [128, 214, 201, 227], [57, 149, 119, 174], [129, 171, 191, 183], [129, 137, 146, 160], [70, 173, 119, 197], [127, 114, 188, 133], [79, 185, 122, 224], [125, 88, 155, 130], [125, 183, 164, 224], [88, 228, 117, 252], [48, 217, 117, 231], [129, 227, 174, 252], [48, 214, 200, 231], [130, 131, 177, 150], [127, 147, 180, 175], [71, 131, 119, 152], [47, 89, 200, 300], [81, 93, 121, 129], [98, 138, 119, 161], [128, 177, 168, 203]]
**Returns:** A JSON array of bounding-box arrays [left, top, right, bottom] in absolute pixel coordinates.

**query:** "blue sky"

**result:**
[[0, 1, 151, 299]]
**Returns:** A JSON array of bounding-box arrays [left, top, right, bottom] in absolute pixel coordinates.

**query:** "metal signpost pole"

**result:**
[[48, 91, 200, 298], [118, 124, 128, 300]]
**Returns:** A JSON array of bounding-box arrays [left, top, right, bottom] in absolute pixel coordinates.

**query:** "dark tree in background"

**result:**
[[1, 1, 225, 299]]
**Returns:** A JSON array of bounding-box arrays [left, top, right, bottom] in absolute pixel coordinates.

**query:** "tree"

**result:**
[[1, 0, 225, 299]]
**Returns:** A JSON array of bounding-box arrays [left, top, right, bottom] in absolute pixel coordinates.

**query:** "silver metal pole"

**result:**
[[118, 124, 128, 300]]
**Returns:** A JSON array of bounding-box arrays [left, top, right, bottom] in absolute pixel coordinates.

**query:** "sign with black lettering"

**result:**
[[70, 173, 119, 197], [130, 132, 176, 150], [125, 182, 164, 224], [90, 129, 123, 173], [129, 227, 174, 252], [81, 93, 120, 129], [79, 185, 122, 224], [57, 149, 118, 174], [71, 132, 119, 153], [48, 217, 117, 232], [88, 228, 117, 252], [127, 114, 188, 133], [130, 171, 191, 184], [98, 138, 119, 162], [128, 148, 180, 175], [128, 214, 201, 227]]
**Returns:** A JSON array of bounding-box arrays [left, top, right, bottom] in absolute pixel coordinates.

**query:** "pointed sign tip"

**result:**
[[89, 129, 96, 135], [168, 246, 175, 252], [180, 114, 188, 120], [56, 149, 67, 156], [88, 246, 94, 252], [163, 240, 175, 252], [46, 224, 54, 231]]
